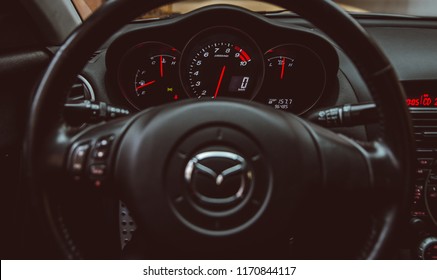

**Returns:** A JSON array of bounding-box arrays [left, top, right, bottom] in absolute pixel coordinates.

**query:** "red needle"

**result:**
[[214, 65, 226, 99], [280, 57, 285, 80], [160, 55, 164, 78], [136, 80, 156, 91]]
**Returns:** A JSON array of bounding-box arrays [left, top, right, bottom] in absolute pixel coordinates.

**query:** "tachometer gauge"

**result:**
[[180, 27, 264, 99], [257, 44, 327, 115], [118, 42, 184, 110]]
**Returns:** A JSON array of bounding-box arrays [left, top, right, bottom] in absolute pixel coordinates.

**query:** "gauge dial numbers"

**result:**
[[180, 27, 264, 100], [257, 44, 327, 115], [118, 42, 184, 110]]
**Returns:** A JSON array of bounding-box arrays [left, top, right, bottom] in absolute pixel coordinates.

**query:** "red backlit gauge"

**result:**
[[255, 44, 327, 115], [118, 42, 185, 110], [180, 27, 264, 99]]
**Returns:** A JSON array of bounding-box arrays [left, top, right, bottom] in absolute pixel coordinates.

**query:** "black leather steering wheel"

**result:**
[[25, 0, 414, 259]]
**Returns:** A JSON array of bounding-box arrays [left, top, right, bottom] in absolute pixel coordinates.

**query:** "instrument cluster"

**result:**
[[107, 6, 339, 115]]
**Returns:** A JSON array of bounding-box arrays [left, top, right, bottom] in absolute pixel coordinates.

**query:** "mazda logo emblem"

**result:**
[[184, 151, 252, 203]]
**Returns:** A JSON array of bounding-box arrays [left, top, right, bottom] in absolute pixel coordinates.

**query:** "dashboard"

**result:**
[[105, 7, 338, 115], [5, 0, 437, 260], [65, 6, 437, 259], [76, 6, 437, 259]]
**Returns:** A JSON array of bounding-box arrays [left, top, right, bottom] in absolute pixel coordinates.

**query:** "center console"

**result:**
[[404, 80, 437, 259]]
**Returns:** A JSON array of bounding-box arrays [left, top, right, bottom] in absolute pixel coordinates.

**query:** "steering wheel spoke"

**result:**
[[305, 121, 401, 201]]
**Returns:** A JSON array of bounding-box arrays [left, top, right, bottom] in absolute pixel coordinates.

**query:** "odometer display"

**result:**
[[181, 27, 264, 99]]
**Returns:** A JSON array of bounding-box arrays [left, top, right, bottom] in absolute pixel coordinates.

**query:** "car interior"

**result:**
[[1, 0, 436, 260]]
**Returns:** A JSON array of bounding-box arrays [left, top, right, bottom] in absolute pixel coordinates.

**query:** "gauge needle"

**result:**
[[160, 55, 164, 78], [280, 57, 285, 80], [214, 65, 226, 99], [136, 80, 156, 91]]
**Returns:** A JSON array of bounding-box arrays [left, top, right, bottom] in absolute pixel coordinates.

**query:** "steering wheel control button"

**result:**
[[89, 164, 106, 177], [68, 134, 116, 189], [84, 136, 116, 186], [92, 135, 114, 159], [70, 143, 90, 176]]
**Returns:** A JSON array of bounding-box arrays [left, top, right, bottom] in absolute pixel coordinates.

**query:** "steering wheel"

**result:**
[[25, 0, 414, 259]]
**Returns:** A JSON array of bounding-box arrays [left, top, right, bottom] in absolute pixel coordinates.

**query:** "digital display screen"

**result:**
[[406, 93, 437, 107], [228, 76, 250, 92], [268, 98, 293, 110], [403, 81, 437, 108]]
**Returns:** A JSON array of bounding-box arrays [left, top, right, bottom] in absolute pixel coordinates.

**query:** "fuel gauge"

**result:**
[[257, 44, 327, 114]]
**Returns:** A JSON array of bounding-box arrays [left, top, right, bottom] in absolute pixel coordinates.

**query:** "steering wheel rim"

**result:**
[[25, 0, 414, 259]]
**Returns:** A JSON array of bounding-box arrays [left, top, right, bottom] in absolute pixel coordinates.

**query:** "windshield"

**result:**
[[72, 0, 437, 20]]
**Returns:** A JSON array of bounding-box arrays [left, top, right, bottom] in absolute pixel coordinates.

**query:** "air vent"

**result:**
[[66, 75, 95, 126], [67, 75, 95, 103], [410, 108, 437, 149]]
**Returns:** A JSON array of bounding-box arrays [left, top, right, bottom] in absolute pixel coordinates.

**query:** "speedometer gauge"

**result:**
[[180, 27, 264, 99]]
